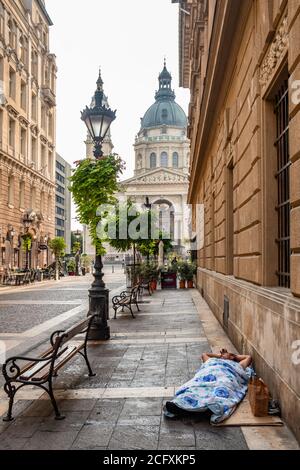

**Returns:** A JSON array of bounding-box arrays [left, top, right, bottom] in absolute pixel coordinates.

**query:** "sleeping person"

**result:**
[[164, 349, 253, 424]]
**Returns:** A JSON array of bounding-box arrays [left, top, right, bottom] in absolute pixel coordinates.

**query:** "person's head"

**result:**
[[220, 349, 236, 361]]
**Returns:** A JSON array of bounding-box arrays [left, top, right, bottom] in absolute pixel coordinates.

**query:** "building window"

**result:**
[[56, 195, 65, 205], [41, 144, 47, 171], [8, 174, 14, 206], [31, 137, 37, 164], [41, 105, 46, 130], [150, 153, 156, 169], [160, 152, 168, 168], [9, 68, 16, 99], [172, 152, 179, 168], [31, 93, 37, 121], [9, 119, 15, 148], [48, 113, 53, 138], [57, 184, 65, 195], [40, 191, 45, 213], [31, 186, 36, 210], [274, 79, 290, 288], [56, 229, 64, 238], [56, 161, 65, 172], [56, 172, 65, 184], [0, 56, 3, 82], [48, 151, 53, 178], [56, 206, 65, 216], [31, 49, 38, 78], [56, 218, 65, 227], [0, 3, 4, 36], [8, 19, 17, 49], [48, 195, 52, 217], [19, 35, 28, 65], [51, 65, 56, 91], [20, 81, 26, 110], [162, 108, 168, 120], [19, 180, 25, 209], [20, 128, 26, 157]]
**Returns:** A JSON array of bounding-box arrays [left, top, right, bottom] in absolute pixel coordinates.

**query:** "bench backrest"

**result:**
[[130, 285, 139, 301], [53, 315, 95, 349]]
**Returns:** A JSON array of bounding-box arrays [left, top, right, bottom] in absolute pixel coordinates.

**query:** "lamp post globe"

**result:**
[[81, 69, 116, 340]]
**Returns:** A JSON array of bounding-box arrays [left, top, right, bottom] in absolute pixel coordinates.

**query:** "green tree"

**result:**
[[49, 237, 66, 281], [69, 155, 124, 254], [72, 241, 81, 254]]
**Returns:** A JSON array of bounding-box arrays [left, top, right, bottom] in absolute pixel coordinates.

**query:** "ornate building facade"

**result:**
[[175, 0, 300, 441], [0, 0, 56, 270], [120, 62, 190, 252]]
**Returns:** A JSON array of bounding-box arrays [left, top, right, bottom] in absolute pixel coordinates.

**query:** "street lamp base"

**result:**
[[87, 286, 110, 341]]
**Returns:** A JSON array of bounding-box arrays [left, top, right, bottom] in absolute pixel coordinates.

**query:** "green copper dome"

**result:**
[[141, 62, 187, 130]]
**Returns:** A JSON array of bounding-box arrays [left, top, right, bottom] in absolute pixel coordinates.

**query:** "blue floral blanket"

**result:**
[[171, 358, 253, 424]]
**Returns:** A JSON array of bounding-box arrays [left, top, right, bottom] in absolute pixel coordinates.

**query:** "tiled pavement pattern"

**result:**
[[0, 275, 298, 450]]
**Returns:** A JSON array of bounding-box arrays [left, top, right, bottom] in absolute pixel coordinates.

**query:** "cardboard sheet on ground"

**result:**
[[214, 399, 283, 427]]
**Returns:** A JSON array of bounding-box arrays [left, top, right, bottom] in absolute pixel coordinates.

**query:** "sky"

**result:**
[[46, 0, 190, 228]]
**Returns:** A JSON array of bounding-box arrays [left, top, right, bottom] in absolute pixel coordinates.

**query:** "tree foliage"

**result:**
[[69, 155, 124, 254], [49, 237, 66, 259]]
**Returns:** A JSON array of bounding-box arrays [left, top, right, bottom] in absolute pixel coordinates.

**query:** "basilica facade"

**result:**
[[119, 62, 190, 254], [83, 64, 191, 259]]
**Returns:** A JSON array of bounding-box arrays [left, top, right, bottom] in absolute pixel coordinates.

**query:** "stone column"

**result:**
[[289, 4, 300, 298]]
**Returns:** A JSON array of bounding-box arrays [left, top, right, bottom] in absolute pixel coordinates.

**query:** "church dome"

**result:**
[[140, 62, 187, 130]]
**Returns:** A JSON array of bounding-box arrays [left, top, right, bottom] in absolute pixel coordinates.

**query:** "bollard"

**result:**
[[112, 265, 114, 273]]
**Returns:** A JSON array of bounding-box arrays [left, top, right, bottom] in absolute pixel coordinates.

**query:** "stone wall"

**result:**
[[197, 267, 300, 443], [178, 0, 300, 442]]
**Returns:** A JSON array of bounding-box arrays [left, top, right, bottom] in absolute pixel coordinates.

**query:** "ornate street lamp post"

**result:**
[[22, 211, 36, 271], [81, 70, 116, 340]]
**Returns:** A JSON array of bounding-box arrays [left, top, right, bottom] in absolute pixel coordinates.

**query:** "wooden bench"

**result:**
[[2, 315, 96, 421], [112, 285, 140, 319]]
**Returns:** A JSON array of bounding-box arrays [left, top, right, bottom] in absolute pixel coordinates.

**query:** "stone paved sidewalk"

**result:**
[[0, 287, 298, 450]]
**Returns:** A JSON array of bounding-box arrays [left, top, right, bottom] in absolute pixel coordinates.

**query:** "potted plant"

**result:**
[[177, 261, 189, 289], [67, 258, 76, 276], [81, 254, 92, 275], [186, 262, 197, 288], [149, 263, 160, 290], [48, 237, 66, 281]]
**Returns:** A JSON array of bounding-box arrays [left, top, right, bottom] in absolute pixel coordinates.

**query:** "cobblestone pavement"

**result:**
[[0, 274, 298, 450]]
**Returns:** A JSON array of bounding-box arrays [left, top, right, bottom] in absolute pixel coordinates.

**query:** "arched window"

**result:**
[[172, 152, 179, 168], [150, 153, 156, 169], [160, 152, 168, 168]]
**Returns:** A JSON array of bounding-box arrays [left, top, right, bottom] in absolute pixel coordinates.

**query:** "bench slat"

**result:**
[[19, 346, 55, 376], [30, 344, 80, 382]]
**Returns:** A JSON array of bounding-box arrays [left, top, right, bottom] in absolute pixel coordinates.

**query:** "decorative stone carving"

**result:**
[[135, 171, 189, 185], [40, 135, 48, 145], [19, 116, 29, 128], [30, 124, 39, 137], [6, 104, 19, 118], [259, 15, 288, 88]]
